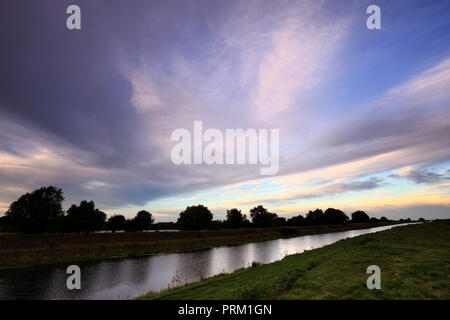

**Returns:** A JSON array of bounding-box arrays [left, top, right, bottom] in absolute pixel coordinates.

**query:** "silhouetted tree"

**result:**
[[275, 216, 287, 226], [250, 205, 278, 228], [225, 208, 247, 229], [324, 208, 349, 224], [177, 205, 213, 230], [5, 186, 64, 233], [65, 201, 106, 233], [418, 217, 426, 222], [379, 216, 389, 222], [106, 214, 126, 232], [351, 210, 370, 223], [133, 210, 154, 231], [287, 214, 305, 226], [153, 221, 177, 230], [369, 217, 379, 223], [210, 220, 225, 230], [304, 209, 325, 225], [0, 215, 10, 232]]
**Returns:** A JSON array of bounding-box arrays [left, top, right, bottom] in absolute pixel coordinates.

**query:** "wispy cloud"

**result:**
[[0, 0, 449, 219], [390, 166, 450, 184]]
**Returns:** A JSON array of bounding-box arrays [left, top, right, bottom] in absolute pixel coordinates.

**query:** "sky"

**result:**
[[0, 0, 449, 221]]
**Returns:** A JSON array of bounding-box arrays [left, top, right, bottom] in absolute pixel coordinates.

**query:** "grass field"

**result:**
[[0, 222, 395, 270], [139, 221, 449, 300]]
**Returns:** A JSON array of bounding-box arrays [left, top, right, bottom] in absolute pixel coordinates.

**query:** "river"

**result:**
[[0, 223, 414, 299]]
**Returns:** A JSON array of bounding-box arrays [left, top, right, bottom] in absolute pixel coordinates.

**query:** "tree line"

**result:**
[[0, 186, 415, 234]]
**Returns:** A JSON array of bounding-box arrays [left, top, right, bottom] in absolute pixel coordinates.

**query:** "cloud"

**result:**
[[0, 0, 449, 218], [265, 177, 385, 203], [391, 167, 450, 184]]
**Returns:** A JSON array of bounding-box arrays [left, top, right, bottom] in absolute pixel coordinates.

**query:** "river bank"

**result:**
[[139, 221, 449, 300], [0, 222, 400, 270]]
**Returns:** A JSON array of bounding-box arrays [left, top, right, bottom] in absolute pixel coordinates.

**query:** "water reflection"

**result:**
[[0, 223, 414, 300]]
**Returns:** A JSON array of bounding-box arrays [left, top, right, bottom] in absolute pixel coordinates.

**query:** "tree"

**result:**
[[0, 215, 11, 232], [351, 210, 370, 223], [418, 217, 426, 222], [250, 205, 278, 228], [65, 200, 106, 233], [5, 186, 64, 233], [132, 210, 154, 231], [275, 216, 287, 226], [287, 214, 305, 226], [304, 209, 325, 225], [369, 217, 379, 223], [225, 208, 247, 229], [177, 205, 213, 230], [106, 215, 126, 232], [379, 216, 389, 222], [210, 220, 225, 230], [324, 208, 349, 224]]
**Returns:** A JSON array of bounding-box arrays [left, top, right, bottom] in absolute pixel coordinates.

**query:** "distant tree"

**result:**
[[324, 208, 349, 224], [379, 216, 389, 222], [225, 208, 247, 229], [418, 218, 426, 222], [351, 210, 370, 223], [177, 205, 213, 230], [5, 186, 64, 233], [124, 211, 154, 232], [304, 209, 325, 225], [124, 219, 134, 232], [250, 205, 278, 228], [133, 210, 154, 231], [275, 216, 287, 226], [287, 214, 305, 226], [153, 221, 177, 230], [65, 200, 106, 233], [242, 218, 252, 228], [106, 215, 126, 232], [369, 217, 379, 223], [0, 215, 10, 232], [210, 220, 225, 230]]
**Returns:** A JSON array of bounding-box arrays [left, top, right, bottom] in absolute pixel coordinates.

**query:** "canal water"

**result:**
[[0, 223, 414, 299]]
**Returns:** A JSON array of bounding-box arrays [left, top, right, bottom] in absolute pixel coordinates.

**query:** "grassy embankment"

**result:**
[[139, 221, 449, 300], [0, 222, 395, 270]]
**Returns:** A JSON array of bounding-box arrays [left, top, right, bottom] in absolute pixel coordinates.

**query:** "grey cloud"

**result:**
[[329, 177, 383, 192], [388, 167, 449, 184], [404, 167, 449, 184]]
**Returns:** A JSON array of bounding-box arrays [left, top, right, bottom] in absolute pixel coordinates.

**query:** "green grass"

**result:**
[[138, 221, 450, 300], [0, 222, 393, 270]]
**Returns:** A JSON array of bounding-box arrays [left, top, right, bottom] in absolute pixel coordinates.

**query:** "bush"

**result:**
[[279, 227, 298, 236]]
